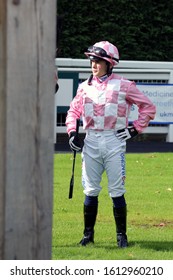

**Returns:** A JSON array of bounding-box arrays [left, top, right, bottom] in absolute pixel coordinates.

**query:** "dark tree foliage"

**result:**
[[56, 0, 173, 61]]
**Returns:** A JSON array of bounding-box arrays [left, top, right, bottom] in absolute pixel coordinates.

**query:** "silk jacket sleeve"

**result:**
[[126, 82, 156, 133], [65, 85, 83, 135]]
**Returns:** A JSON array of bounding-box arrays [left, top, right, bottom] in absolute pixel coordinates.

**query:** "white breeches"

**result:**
[[81, 130, 126, 198]]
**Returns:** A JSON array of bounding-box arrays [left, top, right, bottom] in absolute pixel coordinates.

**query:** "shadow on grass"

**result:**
[[54, 240, 173, 252], [129, 240, 173, 252]]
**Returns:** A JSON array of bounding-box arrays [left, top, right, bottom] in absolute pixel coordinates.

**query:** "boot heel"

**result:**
[[79, 232, 94, 246], [117, 233, 128, 248]]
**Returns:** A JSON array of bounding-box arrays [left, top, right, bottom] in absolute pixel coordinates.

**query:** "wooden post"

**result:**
[[0, 0, 56, 259]]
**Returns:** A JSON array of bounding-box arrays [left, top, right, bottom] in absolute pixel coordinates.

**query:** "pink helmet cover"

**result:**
[[85, 41, 119, 66]]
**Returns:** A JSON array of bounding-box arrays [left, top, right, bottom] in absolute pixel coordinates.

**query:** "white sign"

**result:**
[[129, 84, 173, 124], [56, 79, 74, 106]]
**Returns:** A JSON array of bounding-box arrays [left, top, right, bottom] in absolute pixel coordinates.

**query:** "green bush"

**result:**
[[56, 0, 173, 61]]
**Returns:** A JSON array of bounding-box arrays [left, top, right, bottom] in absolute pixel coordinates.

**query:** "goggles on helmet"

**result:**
[[87, 46, 119, 63], [88, 55, 104, 62]]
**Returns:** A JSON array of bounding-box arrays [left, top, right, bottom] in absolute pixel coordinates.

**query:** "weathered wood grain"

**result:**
[[0, 0, 56, 259]]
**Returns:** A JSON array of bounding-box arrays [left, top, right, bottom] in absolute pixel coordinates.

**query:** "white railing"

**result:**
[[55, 58, 173, 142], [55, 58, 173, 82]]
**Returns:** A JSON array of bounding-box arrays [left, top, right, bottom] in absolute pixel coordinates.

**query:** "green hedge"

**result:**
[[57, 0, 173, 61]]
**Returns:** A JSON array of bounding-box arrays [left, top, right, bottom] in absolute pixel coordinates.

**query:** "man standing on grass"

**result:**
[[66, 41, 156, 248]]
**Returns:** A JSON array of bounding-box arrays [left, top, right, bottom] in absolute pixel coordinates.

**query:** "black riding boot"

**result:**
[[79, 204, 98, 246], [113, 206, 128, 248]]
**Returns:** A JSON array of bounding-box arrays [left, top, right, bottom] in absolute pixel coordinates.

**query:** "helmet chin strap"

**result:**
[[106, 62, 113, 75], [88, 74, 93, 85]]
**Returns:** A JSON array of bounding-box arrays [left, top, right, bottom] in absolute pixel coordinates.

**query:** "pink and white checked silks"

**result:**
[[66, 73, 156, 135]]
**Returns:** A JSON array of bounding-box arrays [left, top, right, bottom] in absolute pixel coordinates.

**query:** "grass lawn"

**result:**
[[52, 152, 173, 260]]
